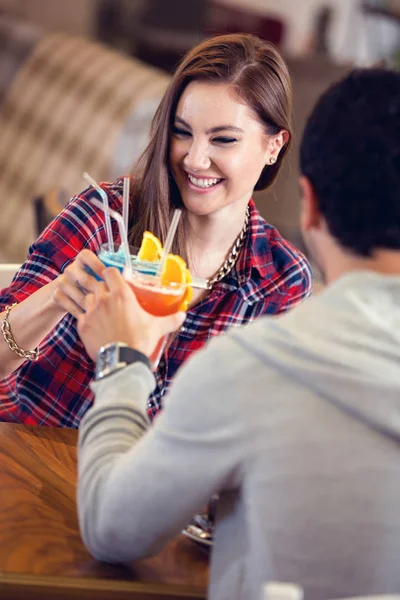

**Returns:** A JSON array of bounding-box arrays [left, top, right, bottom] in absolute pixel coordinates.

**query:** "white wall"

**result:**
[[217, 0, 399, 62]]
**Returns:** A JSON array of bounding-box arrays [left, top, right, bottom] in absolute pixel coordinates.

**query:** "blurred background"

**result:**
[[0, 0, 399, 263]]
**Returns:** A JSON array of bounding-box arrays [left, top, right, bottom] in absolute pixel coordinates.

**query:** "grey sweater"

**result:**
[[78, 271, 400, 600]]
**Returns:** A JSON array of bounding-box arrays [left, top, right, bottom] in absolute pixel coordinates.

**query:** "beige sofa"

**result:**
[[0, 16, 169, 262]]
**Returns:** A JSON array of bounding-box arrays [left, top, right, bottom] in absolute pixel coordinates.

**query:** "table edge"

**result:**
[[0, 572, 206, 600]]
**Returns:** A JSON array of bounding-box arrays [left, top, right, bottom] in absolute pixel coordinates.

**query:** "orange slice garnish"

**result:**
[[161, 254, 187, 285], [137, 231, 163, 262], [161, 255, 193, 312], [179, 268, 193, 311]]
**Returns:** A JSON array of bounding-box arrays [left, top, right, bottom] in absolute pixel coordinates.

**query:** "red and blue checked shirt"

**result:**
[[0, 180, 312, 427]]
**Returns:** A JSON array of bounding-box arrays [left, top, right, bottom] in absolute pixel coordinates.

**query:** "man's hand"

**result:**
[[77, 268, 186, 361]]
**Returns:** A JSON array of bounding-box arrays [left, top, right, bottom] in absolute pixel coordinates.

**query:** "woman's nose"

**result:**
[[183, 142, 211, 172]]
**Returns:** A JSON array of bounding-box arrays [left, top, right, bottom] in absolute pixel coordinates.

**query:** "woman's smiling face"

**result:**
[[169, 80, 278, 217]]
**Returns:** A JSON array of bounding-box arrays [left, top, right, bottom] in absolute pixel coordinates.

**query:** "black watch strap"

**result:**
[[119, 346, 151, 371]]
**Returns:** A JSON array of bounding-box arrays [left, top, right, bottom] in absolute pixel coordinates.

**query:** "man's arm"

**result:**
[[77, 335, 245, 563]]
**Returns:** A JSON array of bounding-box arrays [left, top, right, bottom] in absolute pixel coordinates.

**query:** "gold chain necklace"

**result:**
[[207, 205, 250, 290]]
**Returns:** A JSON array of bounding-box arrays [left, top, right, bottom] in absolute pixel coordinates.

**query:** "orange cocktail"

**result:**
[[128, 230, 193, 368], [128, 272, 186, 317], [125, 269, 190, 369]]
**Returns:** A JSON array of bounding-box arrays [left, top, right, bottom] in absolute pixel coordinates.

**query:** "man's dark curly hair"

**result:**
[[300, 69, 400, 257]]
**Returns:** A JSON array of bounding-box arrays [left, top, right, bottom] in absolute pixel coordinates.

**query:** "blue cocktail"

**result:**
[[99, 243, 158, 275], [86, 244, 159, 280]]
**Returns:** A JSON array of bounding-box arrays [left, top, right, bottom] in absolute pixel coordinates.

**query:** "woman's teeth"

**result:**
[[187, 174, 221, 188]]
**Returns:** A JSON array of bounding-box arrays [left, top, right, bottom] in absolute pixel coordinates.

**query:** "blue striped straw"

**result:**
[[83, 172, 113, 248], [87, 197, 132, 277]]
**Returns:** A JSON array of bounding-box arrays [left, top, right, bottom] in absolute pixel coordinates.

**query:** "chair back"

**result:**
[[0, 264, 20, 291]]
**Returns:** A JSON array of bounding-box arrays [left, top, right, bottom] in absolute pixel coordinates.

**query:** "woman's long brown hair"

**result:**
[[128, 33, 293, 262]]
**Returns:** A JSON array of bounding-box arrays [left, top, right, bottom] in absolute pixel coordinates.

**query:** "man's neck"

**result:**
[[325, 248, 400, 285]]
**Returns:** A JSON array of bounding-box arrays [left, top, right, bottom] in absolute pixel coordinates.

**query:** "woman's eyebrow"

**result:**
[[174, 116, 191, 128], [207, 125, 244, 134], [174, 116, 243, 134]]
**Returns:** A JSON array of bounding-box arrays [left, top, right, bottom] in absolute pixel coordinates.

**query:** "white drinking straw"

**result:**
[[83, 172, 113, 248], [88, 197, 132, 277], [156, 209, 182, 279], [122, 176, 130, 236]]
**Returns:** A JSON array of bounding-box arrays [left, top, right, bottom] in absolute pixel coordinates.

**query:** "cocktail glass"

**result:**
[[125, 269, 187, 368], [185, 493, 218, 547]]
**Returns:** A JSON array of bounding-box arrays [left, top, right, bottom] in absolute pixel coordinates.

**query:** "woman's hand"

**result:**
[[51, 249, 105, 318], [77, 268, 186, 361]]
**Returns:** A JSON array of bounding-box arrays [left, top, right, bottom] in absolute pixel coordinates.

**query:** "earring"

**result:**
[[269, 156, 276, 165]]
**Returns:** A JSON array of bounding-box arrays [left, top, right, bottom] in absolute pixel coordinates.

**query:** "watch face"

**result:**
[[102, 345, 116, 369], [96, 344, 118, 379]]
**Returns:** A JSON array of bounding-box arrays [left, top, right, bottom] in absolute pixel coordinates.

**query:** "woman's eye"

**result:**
[[213, 137, 237, 145], [172, 126, 191, 138]]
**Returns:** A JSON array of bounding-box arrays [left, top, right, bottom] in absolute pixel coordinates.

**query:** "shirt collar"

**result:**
[[209, 199, 278, 303], [235, 199, 274, 284]]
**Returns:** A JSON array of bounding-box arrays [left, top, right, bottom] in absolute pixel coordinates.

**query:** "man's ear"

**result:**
[[299, 175, 322, 231]]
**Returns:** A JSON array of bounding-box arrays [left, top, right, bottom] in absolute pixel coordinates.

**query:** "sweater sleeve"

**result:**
[[77, 336, 246, 563]]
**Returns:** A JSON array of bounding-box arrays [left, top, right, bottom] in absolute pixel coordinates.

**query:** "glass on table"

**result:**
[[183, 494, 219, 547], [193, 494, 218, 535]]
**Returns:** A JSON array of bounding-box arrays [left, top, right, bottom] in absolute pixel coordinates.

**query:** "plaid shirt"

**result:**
[[0, 180, 312, 426]]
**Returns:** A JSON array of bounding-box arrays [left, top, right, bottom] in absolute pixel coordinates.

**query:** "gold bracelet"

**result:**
[[1, 303, 39, 361]]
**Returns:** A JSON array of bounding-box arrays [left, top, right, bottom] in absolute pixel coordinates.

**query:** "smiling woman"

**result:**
[[0, 34, 312, 428], [170, 81, 288, 220]]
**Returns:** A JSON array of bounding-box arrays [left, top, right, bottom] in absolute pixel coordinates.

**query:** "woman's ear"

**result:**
[[276, 129, 290, 152], [266, 129, 290, 163]]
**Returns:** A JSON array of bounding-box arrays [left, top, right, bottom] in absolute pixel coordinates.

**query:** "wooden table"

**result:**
[[0, 423, 209, 599]]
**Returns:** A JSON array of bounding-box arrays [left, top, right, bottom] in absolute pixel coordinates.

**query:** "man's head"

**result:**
[[299, 69, 400, 282]]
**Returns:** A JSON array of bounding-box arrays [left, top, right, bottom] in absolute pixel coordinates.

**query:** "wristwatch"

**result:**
[[95, 342, 151, 381]]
